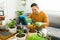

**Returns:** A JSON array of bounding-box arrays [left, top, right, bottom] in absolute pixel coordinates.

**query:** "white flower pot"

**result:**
[[26, 32, 37, 40], [17, 34, 26, 40], [8, 26, 17, 34]]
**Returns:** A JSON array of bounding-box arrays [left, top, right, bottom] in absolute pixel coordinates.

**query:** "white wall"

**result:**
[[34, 0, 60, 16], [6, 0, 17, 19], [16, 0, 25, 11], [0, 0, 17, 25], [23, 0, 60, 12], [25, 0, 35, 13], [1, 0, 60, 25], [35, 0, 60, 11], [16, 0, 32, 13]]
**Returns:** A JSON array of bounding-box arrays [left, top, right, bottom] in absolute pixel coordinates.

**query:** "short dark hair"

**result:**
[[31, 3, 38, 7]]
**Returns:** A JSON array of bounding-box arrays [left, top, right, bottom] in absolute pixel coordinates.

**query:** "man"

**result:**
[[28, 3, 49, 37]]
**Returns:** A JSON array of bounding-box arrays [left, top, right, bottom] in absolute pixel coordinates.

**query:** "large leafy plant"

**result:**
[[6, 20, 16, 28], [27, 32, 48, 40], [27, 34, 45, 40]]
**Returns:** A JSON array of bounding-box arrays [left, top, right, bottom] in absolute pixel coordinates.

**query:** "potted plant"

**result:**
[[16, 11, 24, 17], [26, 33, 47, 40], [26, 18, 37, 39], [26, 18, 36, 33], [16, 24, 26, 40], [26, 31, 48, 40], [6, 19, 17, 34], [26, 23, 38, 40], [16, 30, 26, 40], [28, 23, 36, 33]]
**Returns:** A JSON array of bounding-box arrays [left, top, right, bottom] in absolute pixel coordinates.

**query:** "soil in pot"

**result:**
[[16, 25, 21, 29], [29, 29, 36, 33], [9, 27, 15, 28], [16, 34, 25, 38], [23, 29, 27, 33]]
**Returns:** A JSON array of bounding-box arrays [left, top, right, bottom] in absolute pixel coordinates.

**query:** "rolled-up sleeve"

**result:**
[[40, 12, 49, 28]]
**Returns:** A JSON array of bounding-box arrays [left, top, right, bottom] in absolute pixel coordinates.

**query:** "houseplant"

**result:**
[[16, 30, 26, 40], [26, 34, 47, 40], [16, 11, 24, 16], [6, 19, 17, 34], [26, 24, 38, 40], [26, 18, 36, 33], [16, 23, 26, 40], [26, 18, 37, 39], [26, 31, 48, 40], [28, 23, 36, 33]]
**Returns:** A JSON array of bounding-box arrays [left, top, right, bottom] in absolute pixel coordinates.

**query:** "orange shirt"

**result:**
[[28, 11, 49, 28]]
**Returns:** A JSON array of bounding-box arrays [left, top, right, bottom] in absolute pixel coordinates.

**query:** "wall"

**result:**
[[1, 0, 60, 25], [0, 0, 17, 25], [35, 0, 60, 11], [24, 0, 60, 13], [25, 0, 35, 13]]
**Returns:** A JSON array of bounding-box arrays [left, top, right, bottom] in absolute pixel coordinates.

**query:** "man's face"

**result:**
[[31, 6, 39, 14]]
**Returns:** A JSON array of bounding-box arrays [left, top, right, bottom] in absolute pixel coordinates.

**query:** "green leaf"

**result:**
[[18, 30, 23, 36], [16, 11, 24, 16], [27, 34, 47, 40], [6, 20, 16, 28]]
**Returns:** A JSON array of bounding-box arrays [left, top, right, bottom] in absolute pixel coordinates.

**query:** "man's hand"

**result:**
[[35, 22, 43, 27], [26, 18, 32, 23], [35, 22, 48, 28]]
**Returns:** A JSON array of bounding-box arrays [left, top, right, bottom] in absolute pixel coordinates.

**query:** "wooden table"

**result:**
[[0, 31, 17, 40]]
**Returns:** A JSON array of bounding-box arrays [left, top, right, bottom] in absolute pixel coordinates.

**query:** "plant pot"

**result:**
[[26, 31, 37, 40], [23, 29, 28, 33], [16, 34, 26, 40], [8, 26, 17, 34]]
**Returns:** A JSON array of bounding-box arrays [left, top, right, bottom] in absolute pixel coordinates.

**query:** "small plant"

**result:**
[[26, 18, 36, 32], [17, 30, 23, 37], [27, 34, 47, 40], [16, 29, 25, 38], [6, 20, 16, 28], [37, 32, 48, 40], [16, 11, 24, 16], [28, 23, 36, 33], [16, 23, 25, 38]]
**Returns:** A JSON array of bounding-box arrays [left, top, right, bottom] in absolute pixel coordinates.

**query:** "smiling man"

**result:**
[[28, 3, 49, 37]]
